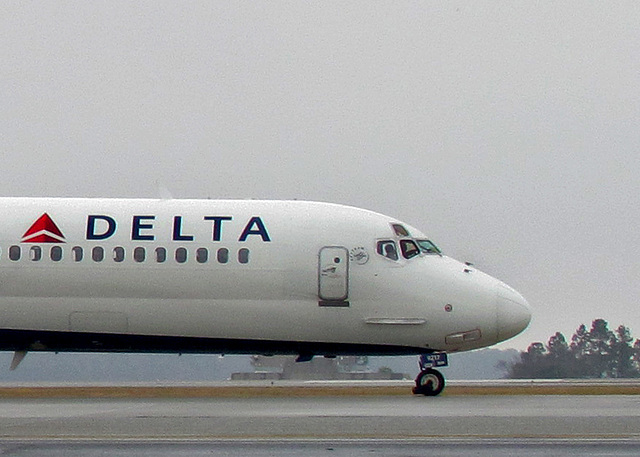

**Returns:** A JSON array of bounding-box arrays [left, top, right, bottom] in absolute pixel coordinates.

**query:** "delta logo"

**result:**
[[21, 213, 66, 243]]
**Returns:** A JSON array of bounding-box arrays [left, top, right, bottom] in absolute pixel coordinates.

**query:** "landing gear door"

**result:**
[[318, 247, 349, 303]]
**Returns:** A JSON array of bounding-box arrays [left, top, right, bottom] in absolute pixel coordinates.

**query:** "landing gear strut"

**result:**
[[412, 352, 447, 396]]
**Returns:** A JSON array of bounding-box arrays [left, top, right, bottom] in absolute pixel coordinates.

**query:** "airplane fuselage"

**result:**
[[0, 198, 531, 359]]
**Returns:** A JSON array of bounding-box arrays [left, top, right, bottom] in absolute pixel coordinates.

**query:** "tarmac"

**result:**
[[0, 381, 638, 455], [2, 393, 640, 440]]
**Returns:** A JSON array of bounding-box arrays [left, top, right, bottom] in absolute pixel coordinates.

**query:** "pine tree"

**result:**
[[584, 319, 614, 378], [546, 332, 572, 378], [505, 319, 640, 379], [631, 339, 640, 374], [610, 325, 635, 378], [507, 342, 547, 378]]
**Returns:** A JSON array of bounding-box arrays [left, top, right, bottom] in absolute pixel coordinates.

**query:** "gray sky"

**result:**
[[1, 2, 639, 350]]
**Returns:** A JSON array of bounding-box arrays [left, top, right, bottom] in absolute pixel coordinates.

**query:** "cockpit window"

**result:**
[[416, 239, 442, 255], [376, 240, 399, 261], [400, 239, 420, 259], [392, 224, 410, 237]]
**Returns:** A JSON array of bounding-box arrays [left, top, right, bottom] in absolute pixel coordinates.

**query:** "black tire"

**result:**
[[413, 369, 445, 396]]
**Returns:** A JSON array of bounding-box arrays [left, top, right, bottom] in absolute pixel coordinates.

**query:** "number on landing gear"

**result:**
[[413, 368, 445, 396]]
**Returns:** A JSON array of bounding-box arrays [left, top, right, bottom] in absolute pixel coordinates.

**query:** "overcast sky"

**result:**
[[1, 2, 639, 350]]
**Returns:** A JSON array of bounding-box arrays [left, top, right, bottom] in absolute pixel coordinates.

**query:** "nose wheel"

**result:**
[[412, 368, 445, 396]]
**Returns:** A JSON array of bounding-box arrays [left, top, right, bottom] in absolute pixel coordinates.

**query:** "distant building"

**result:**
[[231, 355, 408, 381]]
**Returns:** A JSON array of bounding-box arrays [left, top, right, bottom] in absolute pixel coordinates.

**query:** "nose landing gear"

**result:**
[[412, 352, 447, 396], [412, 368, 445, 396]]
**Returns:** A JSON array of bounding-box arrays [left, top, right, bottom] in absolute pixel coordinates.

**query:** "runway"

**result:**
[[1, 393, 639, 455], [1, 394, 640, 439], [2, 439, 640, 457]]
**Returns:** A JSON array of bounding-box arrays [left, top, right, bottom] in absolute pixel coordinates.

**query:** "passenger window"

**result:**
[[113, 247, 125, 262], [196, 248, 208, 264], [175, 247, 187, 263], [92, 246, 104, 262], [238, 248, 250, 264], [376, 241, 398, 261], [155, 247, 166, 263], [30, 246, 42, 261], [134, 247, 146, 263], [400, 240, 420, 260], [9, 245, 21, 261], [217, 248, 229, 264], [50, 246, 63, 262], [72, 246, 83, 262]]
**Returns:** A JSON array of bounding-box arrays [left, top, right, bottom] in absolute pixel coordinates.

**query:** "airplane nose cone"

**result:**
[[496, 284, 531, 342]]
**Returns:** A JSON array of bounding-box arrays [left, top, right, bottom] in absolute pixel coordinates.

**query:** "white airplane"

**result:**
[[0, 198, 530, 395]]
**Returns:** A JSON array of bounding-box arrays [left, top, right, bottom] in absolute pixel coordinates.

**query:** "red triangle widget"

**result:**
[[22, 213, 66, 243]]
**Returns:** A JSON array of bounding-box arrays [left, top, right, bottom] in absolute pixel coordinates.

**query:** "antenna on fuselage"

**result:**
[[10, 351, 27, 370], [155, 181, 174, 200]]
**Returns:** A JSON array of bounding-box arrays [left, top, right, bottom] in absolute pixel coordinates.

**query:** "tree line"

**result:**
[[504, 319, 640, 378]]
